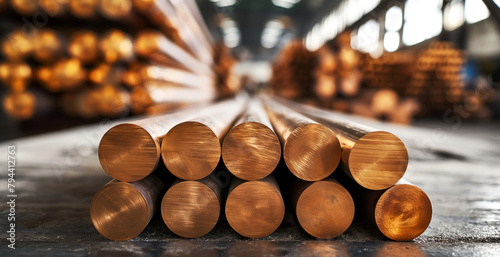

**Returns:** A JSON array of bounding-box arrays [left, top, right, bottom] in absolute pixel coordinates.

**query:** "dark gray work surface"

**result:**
[[0, 117, 499, 256]]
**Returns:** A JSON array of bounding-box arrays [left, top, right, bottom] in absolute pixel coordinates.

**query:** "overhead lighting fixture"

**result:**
[[210, 0, 237, 8], [261, 19, 284, 48], [444, 0, 464, 31], [221, 18, 240, 48], [272, 0, 300, 9], [465, 0, 490, 24]]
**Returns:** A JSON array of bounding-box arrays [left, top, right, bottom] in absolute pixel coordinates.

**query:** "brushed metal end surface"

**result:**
[[161, 180, 220, 238], [225, 180, 285, 238], [99, 123, 160, 182], [348, 131, 408, 190], [162, 121, 220, 180], [222, 121, 281, 181], [375, 184, 432, 241], [90, 182, 149, 241], [284, 123, 341, 181], [296, 180, 355, 239]]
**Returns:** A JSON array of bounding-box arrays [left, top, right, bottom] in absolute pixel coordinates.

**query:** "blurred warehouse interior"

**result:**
[[0, 0, 499, 140]]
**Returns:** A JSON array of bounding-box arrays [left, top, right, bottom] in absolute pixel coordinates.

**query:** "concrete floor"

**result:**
[[0, 117, 499, 256]]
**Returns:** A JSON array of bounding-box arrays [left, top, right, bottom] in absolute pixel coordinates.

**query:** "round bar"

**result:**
[[222, 98, 281, 180], [99, 30, 134, 63], [98, 104, 205, 182], [262, 96, 341, 181], [140, 65, 215, 90], [337, 173, 432, 241], [291, 178, 354, 239], [161, 174, 221, 238], [161, 95, 247, 180], [68, 30, 99, 64], [274, 96, 408, 190], [90, 173, 166, 241], [225, 176, 285, 238]]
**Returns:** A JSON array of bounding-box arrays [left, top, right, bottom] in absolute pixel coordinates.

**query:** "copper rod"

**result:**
[[183, 0, 214, 45], [0, 62, 31, 93], [68, 0, 98, 18], [225, 176, 285, 238], [274, 97, 408, 190], [140, 65, 214, 89], [2, 90, 36, 120], [33, 29, 63, 64], [337, 173, 432, 241], [1, 30, 33, 61], [144, 80, 217, 104], [133, 0, 212, 65], [90, 173, 166, 241], [68, 30, 98, 64], [36, 58, 87, 92], [291, 177, 354, 239], [99, 30, 134, 63], [98, 104, 207, 182], [222, 98, 281, 181], [161, 95, 247, 180], [98, 0, 132, 20], [161, 174, 221, 238], [262, 96, 341, 181], [134, 31, 213, 77], [10, 0, 38, 16]]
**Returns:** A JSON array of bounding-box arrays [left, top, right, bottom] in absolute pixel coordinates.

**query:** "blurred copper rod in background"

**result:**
[[140, 65, 215, 89], [274, 97, 409, 190], [161, 94, 248, 180], [262, 96, 341, 181], [336, 173, 432, 241], [225, 176, 285, 238], [290, 176, 354, 239], [98, 103, 207, 182], [222, 98, 281, 181], [133, 0, 213, 65], [161, 174, 222, 238], [90, 173, 167, 241], [134, 31, 213, 77]]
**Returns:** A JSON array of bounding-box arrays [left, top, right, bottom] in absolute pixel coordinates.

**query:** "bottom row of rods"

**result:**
[[90, 165, 432, 242]]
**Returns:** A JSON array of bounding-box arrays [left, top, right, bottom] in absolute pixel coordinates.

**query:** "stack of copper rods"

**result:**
[[90, 94, 432, 241], [0, 0, 240, 120]]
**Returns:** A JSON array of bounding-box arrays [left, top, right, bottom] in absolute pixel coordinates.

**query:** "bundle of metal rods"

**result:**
[[0, 0, 240, 120], [90, 94, 432, 242], [270, 33, 497, 124]]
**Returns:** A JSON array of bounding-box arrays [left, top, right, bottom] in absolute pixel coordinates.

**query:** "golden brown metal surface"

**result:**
[[134, 30, 213, 77], [36, 58, 87, 92], [0, 62, 31, 92], [90, 173, 166, 241], [222, 98, 281, 180], [99, 104, 205, 182], [11, 0, 38, 16], [68, 0, 97, 18], [291, 178, 354, 239], [2, 90, 36, 120], [225, 176, 285, 238], [262, 96, 341, 181], [139, 65, 214, 90], [33, 29, 63, 63], [98, 0, 132, 19], [275, 97, 408, 190], [161, 95, 247, 180], [161, 175, 221, 238], [68, 31, 98, 64], [337, 173, 432, 241], [144, 80, 217, 105], [99, 30, 134, 63], [1, 30, 33, 61]]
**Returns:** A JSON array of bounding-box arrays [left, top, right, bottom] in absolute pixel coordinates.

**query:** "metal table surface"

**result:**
[[0, 116, 499, 256]]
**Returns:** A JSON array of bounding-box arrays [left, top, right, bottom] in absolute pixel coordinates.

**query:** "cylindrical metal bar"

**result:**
[[2, 90, 36, 120], [336, 172, 432, 241], [98, 0, 132, 20], [134, 31, 213, 77], [90, 172, 167, 241], [1, 30, 33, 61], [98, 104, 206, 182], [290, 177, 354, 239], [33, 29, 64, 64], [0, 62, 31, 92], [140, 65, 214, 90], [274, 97, 408, 190], [262, 96, 341, 181], [225, 176, 285, 238], [222, 98, 281, 181], [144, 80, 217, 105], [68, 0, 98, 19], [98, 30, 134, 63], [161, 174, 221, 238], [68, 30, 99, 64], [161, 94, 247, 180]]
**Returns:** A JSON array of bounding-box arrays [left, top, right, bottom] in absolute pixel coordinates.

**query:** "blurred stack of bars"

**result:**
[[0, 0, 240, 121], [271, 32, 498, 124]]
